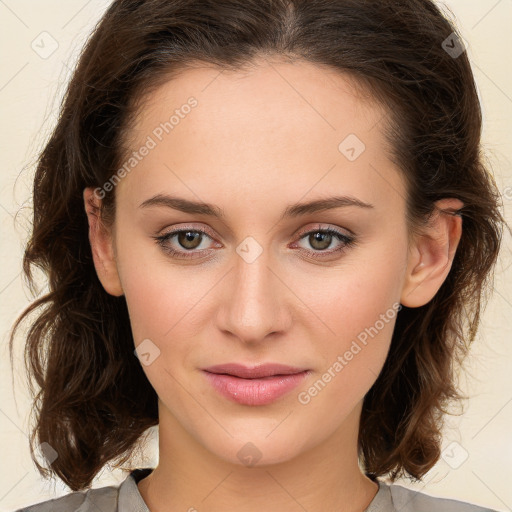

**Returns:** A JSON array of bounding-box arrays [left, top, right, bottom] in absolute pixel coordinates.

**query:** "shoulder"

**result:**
[[386, 482, 500, 512], [13, 481, 120, 512]]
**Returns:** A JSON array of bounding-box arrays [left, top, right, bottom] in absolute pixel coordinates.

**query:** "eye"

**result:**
[[291, 224, 357, 260], [153, 226, 218, 260], [153, 224, 357, 261]]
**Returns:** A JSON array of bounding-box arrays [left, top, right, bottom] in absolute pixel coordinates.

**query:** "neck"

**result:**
[[137, 400, 379, 512]]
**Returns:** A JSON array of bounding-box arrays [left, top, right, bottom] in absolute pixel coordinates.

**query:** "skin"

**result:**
[[84, 57, 463, 512]]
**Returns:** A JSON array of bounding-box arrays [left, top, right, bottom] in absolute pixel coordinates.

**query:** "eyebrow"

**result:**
[[139, 194, 375, 219]]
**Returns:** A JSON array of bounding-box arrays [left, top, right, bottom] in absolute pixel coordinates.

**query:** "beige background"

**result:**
[[1, 1, 511, 511]]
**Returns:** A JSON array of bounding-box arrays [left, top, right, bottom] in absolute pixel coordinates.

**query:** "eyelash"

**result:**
[[152, 225, 357, 261]]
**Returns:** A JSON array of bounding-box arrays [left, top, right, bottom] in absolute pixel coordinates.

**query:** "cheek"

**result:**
[[119, 259, 208, 413], [318, 264, 401, 359], [120, 260, 213, 355], [298, 247, 405, 403]]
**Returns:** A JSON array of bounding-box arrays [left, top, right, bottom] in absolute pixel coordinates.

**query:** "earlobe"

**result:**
[[83, 187, 124, 297], [400, 198, 463, 308]]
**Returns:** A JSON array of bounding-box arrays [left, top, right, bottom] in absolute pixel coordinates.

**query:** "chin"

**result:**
[[197, 423, 314, 469]]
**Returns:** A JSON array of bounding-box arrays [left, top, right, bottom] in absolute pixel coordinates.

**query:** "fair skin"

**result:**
[[84, 57, 462, 512]]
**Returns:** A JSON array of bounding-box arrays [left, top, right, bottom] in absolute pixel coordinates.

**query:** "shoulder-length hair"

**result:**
[[10, 0, 506, 491]]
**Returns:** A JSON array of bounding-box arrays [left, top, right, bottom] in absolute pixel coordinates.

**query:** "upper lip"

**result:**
[[202, 363, 308, 379]]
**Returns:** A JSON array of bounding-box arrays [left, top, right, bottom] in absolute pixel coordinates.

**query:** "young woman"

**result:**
[[10, 0, 507, 511]]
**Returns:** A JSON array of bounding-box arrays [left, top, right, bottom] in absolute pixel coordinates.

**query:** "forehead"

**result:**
[[118, 58, 405, 215], [131, 57, 384, 143]]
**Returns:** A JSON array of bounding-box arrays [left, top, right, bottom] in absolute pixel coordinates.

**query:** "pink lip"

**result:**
[[202, 363, 311, 406]]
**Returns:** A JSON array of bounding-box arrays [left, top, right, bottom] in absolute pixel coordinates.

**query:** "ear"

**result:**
[[400, 198, 463, 308], [83, 187, 124, 297]]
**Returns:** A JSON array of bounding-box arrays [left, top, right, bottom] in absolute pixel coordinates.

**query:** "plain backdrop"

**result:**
[[1, 1, 511, 511]]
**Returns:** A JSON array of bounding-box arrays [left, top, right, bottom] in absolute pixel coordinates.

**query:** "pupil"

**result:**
[[311, 232, 331, 250], [180, 231, 200, 248]]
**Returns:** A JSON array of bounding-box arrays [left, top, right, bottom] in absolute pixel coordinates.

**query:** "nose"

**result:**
[[215, 245, 292, 346]]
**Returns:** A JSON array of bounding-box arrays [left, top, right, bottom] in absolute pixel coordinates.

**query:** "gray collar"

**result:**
[[118, 468, 391, 512], [118, 468, 153, 512]]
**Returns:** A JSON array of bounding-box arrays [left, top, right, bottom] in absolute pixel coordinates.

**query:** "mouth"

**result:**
[[201, 363, 311, 405], [202, 362, 309, 378]]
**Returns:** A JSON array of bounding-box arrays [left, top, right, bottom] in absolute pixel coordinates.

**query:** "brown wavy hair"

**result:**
[[9, 0, 507, 492]]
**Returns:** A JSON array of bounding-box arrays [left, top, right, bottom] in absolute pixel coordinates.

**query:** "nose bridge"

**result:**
[[218, 238, 286, 343]]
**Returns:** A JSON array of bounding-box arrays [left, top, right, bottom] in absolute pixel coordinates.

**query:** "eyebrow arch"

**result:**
[[139, 194, 375, 219]]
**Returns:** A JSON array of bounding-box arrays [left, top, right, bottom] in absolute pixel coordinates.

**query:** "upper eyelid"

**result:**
[[157, 223, 353, 244], [158, 224, 216, 240]]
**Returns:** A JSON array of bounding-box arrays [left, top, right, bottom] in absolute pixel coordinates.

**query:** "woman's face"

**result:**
[[98, 58, 416, 465]]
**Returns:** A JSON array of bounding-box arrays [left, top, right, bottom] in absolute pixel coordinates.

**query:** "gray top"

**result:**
[[14, 468, 499, 512]]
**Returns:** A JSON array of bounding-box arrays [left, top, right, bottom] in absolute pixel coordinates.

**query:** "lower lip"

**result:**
[[202, 370, 310, 406]]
